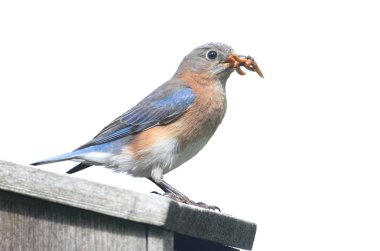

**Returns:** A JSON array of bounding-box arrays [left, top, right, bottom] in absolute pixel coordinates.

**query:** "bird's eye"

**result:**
[[206, 50, 218, 60]]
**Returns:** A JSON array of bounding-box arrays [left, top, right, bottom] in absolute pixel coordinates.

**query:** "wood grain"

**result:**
[[0, 160, 256, 250], [0, 190, 148, 251]]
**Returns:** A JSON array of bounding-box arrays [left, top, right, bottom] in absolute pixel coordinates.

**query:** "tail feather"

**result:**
[[30, 151, 80, 166], [66, 163, 92, 174], [31, 145, 107, 174]]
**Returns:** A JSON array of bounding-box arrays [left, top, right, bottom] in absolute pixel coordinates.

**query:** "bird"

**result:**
[[31, 42, 263, 209]]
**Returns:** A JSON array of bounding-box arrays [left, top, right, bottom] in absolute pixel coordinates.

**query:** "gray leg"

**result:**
[[148, 177, 220, 211], [148, 177, 189, 201]]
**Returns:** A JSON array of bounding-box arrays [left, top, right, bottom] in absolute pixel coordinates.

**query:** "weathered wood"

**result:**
[[0, 190, 148, 251], [147, 226, 174, 251], [174, 233, 240, 251], [0, 160, 256, 250]]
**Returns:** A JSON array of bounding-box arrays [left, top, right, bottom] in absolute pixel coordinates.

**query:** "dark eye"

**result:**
[[207, 50, 218, 60]]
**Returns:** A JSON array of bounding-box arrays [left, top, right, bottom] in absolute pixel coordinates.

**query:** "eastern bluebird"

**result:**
[[31, 42, 263, 209]]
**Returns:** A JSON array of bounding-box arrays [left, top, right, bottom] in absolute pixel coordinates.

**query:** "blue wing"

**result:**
[[76, 81, 196, 149]]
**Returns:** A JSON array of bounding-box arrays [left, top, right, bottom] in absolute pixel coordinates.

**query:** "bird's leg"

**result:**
[[148, 177, 220, 211], [148, 177, 190, 201]]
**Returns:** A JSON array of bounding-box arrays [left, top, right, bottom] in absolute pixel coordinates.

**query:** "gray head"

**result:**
[[174, 42, 236, 81]]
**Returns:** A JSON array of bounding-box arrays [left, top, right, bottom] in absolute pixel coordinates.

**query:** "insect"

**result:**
[[224, 53, 264, 77]]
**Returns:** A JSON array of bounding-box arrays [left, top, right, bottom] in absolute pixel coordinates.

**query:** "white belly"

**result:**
[[105, 134, 212, 179], [171, 135, 213, 171]]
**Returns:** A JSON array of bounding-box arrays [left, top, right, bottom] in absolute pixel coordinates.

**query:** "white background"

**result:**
[[1, 1, 379, 250]]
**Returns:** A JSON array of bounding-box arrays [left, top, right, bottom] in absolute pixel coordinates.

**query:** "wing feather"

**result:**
[[76, 81, 196, 150]]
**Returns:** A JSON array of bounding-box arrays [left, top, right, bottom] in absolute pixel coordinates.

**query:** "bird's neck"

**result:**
[[174, 70, 227, 91]]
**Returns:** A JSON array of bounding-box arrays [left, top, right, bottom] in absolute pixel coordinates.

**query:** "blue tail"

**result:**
[[31, 139, 121, 166], [30, 151, 82, 166]]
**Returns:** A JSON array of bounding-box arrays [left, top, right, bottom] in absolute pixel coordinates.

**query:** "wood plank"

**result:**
[[147, 226, 174, 251], [0, 160, 256, 250], [174, 233, 240, 251], [0, 190, 147, 251]]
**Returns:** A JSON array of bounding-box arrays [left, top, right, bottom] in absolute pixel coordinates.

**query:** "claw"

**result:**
[[195, 202, 221, 212], [152, 192, 221, 211]]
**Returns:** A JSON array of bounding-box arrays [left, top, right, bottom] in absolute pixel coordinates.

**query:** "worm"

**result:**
[[224, 53, 264, 78]]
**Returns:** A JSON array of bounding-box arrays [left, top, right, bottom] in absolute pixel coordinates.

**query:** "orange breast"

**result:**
[[127, 72, 227, 160]]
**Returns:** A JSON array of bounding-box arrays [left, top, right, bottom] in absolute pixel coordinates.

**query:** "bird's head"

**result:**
[[174, 42, 263, 83]]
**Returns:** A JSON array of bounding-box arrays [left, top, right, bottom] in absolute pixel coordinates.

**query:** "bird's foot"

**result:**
[[151, 191, 190, 203], [192, 201, 221, 212], [151, 191, 220, 211]]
